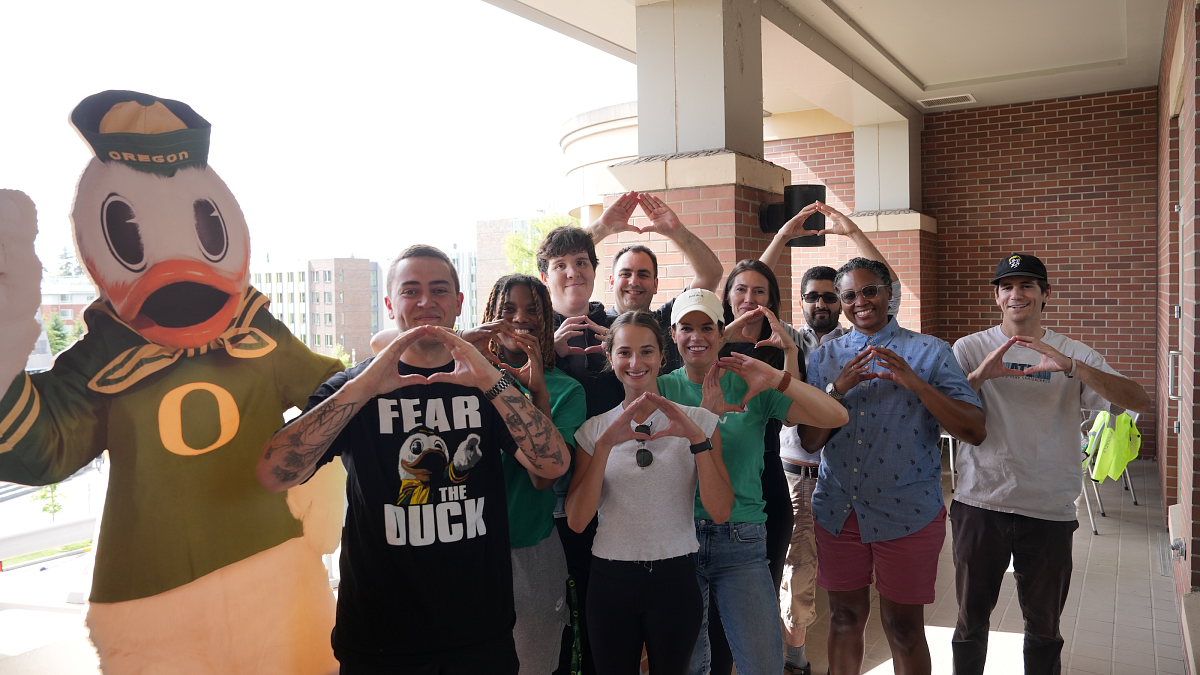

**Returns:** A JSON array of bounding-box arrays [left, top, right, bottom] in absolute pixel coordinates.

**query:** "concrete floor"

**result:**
[[0, 458, 1183, 674], [797, 457, 1183, 675]]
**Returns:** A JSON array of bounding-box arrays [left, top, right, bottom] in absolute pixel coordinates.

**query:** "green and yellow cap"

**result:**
[[70, 90, 211, 177]]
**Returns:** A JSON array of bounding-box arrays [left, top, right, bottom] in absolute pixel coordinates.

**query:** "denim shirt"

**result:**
[[806, 317, 980, 543]]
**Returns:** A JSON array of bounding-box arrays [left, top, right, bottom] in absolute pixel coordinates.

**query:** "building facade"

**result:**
[[251, 258, 382, 364]]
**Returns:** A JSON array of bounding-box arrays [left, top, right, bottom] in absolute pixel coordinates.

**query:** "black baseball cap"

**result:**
[[991, 254, 1048, 284]]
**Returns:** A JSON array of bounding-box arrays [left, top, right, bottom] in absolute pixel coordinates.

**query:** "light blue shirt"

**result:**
[[807, 317, 980, 543]]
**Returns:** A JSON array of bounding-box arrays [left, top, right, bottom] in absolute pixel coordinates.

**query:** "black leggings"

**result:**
[[587, 555, 703, 675]]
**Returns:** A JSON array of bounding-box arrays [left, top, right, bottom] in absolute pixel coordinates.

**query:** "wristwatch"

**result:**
[[484, 372, 515, 401], [689, 438, 713, 455], [825, 382, 844, 401]]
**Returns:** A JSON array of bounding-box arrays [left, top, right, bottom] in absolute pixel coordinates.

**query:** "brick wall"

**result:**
[[1178, 2, 1200, 591], [923, 87, 1159, 457], [764, 132, 856, 309]]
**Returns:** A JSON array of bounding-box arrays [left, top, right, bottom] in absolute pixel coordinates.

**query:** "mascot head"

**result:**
[[398, 428, 449, 483], [69, 90, 250, 350]]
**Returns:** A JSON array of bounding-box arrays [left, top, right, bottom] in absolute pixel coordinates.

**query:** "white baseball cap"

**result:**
[[670, 288, 724, 326]]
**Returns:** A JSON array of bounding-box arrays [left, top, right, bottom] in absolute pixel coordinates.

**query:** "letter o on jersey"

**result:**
[[158, 382, 241, 455]]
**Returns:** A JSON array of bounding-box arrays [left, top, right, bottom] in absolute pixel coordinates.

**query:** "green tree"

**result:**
[[57, 246, 83, 276], [332, 343, 354, 368], [44, 314, 68, 355], [32, 484, 64, 521], [71, 320, 86, 343], [504, 213, 580, 276]]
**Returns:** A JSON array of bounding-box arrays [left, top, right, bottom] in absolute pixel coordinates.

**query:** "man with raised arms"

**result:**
[[949, 254, 1150, 675], [257, 245, 569, 674]]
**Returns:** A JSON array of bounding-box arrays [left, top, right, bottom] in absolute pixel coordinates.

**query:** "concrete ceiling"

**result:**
[[483, 0, 1168, 122]]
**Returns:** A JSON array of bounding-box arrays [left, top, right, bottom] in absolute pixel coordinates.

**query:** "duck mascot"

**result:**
[[0, 91, 345, 674]]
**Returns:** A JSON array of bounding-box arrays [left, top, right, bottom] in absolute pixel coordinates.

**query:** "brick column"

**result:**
[[597, 151, 794, 323]]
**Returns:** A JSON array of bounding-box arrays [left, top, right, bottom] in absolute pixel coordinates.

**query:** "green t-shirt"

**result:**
[[502, 366, 586, 548], [657, 368, 792, 524]]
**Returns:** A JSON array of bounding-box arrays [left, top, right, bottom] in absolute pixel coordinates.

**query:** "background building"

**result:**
[[252, 258, 382, 363], [447, 243, 479, 330], [38, 275, 96, 335]]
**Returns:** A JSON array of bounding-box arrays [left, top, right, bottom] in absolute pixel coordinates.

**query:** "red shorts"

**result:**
[[814, 507, 946, 605]]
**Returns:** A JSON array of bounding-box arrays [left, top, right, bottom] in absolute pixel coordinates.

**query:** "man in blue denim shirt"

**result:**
[[803, 258, 985, 675]]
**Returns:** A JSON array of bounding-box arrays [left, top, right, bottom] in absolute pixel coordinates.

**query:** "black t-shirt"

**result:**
[[554, 301, 623, 419], [307, 358, 518, 665]]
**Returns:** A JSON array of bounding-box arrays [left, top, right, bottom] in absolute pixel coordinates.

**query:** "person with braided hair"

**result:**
[[479, 274, 586, 675]]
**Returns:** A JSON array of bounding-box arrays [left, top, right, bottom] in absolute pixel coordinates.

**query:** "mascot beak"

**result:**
[[103, 258, 244, 349]]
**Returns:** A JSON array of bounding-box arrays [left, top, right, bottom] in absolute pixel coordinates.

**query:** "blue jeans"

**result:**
[[689, 520, 784, 675]]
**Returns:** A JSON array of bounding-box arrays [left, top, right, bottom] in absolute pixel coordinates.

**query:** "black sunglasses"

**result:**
[[802, 292, 839, 304], [635, 423, 653, 468], [838, 284, 888, 304]]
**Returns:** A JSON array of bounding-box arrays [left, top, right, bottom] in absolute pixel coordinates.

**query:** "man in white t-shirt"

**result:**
[[950, 254, 1151, 675]]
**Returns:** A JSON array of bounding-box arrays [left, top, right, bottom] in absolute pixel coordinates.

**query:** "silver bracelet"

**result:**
[[484, 372, 515, 401], [1066, 357, 1078, 378]]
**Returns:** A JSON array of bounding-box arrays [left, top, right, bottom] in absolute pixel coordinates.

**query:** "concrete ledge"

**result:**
[[848, 210, 937, 234], [1183, 592, 1199, 675], [598, 150, 790, 195]]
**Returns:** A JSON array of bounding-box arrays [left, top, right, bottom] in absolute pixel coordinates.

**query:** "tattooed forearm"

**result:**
[[259, 397, 360, 489], [496, 388, 564, 474]]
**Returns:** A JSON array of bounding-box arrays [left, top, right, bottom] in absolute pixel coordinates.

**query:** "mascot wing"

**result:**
[[0, 190, 43, 387]]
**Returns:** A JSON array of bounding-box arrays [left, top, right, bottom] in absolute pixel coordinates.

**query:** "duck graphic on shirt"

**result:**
[[397, 428, 483, 505]]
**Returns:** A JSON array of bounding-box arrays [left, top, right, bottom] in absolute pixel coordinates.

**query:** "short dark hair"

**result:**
[[994, 278, 1051, 310], [604, 310, 665, 370], [834, 257, 891, 290], [800, 266, 837, 296], [613, 244, 659, 279], [536, 226, 598, 276], [387, 244, 459, 297], [482, 274, 556, 369]]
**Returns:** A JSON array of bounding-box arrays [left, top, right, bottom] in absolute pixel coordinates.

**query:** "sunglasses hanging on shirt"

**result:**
[[635, 422, 653, 468]]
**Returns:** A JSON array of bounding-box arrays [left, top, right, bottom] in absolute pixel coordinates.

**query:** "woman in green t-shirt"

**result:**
[[479, 274, 587, 675], [656, 288, 847, 675]]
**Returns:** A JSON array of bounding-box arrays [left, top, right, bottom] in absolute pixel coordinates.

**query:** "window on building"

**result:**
[[85, 295, 94, 302], [312, 313, 319, 325], [298, 292, 304, 303], [324, 271, 332, 283], [311, 334, 319, 347], [288, 293, 293, 303], [301, 313, 306, 324], [287, 272, 294, 282], [325, 292, 332, 304], [276, 273, 283, 283], [325, 335, 333, 346], [288, 313, 294, 323], [277, 293, 283, 303], [60, 309, 73, 319], [339, 270, 344, 282], [338, 292, 344, 303], [340, 334, 345, 346], [340, 313, 345, 325], [370, 291, 377, 307], [370, 270, 377, 287], [325, 313, 333, 325], [254, 273, 261, 284], [371, 314, 378, 330], [59, 294, 69, 302]]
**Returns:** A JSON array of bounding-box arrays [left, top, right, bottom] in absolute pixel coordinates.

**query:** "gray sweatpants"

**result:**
[[511, 527, 570, 675]]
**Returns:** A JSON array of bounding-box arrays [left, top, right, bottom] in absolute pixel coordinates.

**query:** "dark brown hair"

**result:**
[[481, 274, 556, 369], [604, 310, 665, 371], [536, 226, 599, 276], [612, 244, 659, 278], [720, 259, 785, 369]]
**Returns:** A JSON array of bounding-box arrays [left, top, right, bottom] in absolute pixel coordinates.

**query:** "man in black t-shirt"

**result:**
[[257, 245, 570, 674]]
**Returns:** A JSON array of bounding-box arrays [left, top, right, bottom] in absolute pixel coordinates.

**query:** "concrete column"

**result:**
[[636, 0, 764, 158], [854, 118, 922, 212]]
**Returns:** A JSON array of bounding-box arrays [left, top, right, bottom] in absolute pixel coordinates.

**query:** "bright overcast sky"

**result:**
[[0, 1, 636, 269]]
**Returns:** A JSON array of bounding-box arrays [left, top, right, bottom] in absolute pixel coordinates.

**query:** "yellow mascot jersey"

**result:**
[[0, 287, 343, 602]]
